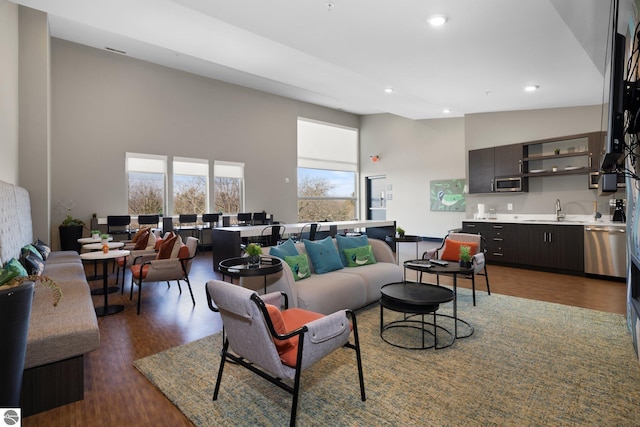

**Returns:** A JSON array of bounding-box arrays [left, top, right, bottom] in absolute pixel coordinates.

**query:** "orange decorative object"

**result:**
[[102, 244, 109, 253]]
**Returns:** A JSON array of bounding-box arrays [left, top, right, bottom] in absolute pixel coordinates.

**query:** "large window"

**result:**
[[214, 161, 244, 214], [173, 157, 208, 214], [297, 119, 358, 222], [126, 153, 166, 215]]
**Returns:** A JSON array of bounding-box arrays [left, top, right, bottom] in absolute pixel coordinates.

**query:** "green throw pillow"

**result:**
[[343, 245, 376, 267], [0, 258, 27, 286], [284, 254, 311, 281]]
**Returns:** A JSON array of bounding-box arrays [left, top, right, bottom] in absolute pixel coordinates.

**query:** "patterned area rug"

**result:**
[[133, 289, 640, 426]]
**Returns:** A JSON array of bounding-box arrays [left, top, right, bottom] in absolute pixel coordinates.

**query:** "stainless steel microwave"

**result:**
[[494, 177, 523, 192], [589, 172, 625, 189]]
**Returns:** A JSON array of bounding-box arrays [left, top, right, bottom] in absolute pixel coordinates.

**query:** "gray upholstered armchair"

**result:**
[[130, 236, 198, 314], [421, 231, 490, 306], [205, 279, 366, 427]]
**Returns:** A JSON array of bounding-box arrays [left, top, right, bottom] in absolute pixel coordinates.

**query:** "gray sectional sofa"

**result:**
[[241, 236, 403, 314], [0, 180, 100, 415]]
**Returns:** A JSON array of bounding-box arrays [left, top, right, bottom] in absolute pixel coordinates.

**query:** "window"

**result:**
[[173, 157, 208, 215], [126, 153, 166, 216], [214, 161, 244, 214], [297, 119, 358, 222]]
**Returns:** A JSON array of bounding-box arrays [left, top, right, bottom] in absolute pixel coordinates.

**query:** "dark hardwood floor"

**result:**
[[23, 247, 628, 427]]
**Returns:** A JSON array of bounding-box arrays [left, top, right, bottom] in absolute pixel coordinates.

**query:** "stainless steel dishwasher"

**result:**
[[584, 224, 627, 278]]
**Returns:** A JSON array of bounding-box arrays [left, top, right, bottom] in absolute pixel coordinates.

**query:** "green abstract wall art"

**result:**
[[430, 179, 466, 211]]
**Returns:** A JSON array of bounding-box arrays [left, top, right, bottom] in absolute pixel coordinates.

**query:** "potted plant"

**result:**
[[459, 244, 473, 268], [58, 202, 85, 252], [91, 229, 101, 239], [100, 233, 110, 244], [396, 226, 406, 238], [245, 243, 262, 267]]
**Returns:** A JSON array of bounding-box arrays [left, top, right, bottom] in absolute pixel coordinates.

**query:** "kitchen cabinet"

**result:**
[[461, 221, 584, 273], [518, 224, 584, 272], [462, 222, 518, 263], [522, 131, 605, 178], [468, 144, 523, 194]]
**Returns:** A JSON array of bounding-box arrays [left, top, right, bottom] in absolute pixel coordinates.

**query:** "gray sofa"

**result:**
[[241, 237, 403, 314], [0, 180, 99, 415]]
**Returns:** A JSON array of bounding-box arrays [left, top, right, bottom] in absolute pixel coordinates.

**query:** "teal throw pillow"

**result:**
[[284, 254, 311, 281], [343, 245, 377, 267], [0, 258, 28, 285], [269, 239, 299, 259], [22, 243, 43, 260], [303, 236, 343, 274], [336, 234, 370, 267]]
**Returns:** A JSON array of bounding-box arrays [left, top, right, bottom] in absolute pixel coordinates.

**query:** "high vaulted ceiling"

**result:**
[[12, 0, 631, 119]]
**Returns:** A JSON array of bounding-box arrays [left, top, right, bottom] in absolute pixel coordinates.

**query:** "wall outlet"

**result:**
[[507, 203, 513, 211]]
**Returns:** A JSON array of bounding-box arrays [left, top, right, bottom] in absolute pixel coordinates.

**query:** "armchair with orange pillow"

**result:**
[[421, 231, 490, 306]]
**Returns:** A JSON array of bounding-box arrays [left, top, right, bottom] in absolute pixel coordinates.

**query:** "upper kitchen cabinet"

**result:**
[[468, 144, 524, 194], [522, 131, 605, 178]]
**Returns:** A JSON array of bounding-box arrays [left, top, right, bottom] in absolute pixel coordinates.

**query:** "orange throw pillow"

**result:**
[[440, 239, 479, 262], [131, 227, 150, 243], [134, 229, 150, 250], [265, 304, 296, 354], [156, 234, 178, 259]]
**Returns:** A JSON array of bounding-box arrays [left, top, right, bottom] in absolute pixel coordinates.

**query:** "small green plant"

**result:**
[[100, 233, 109, 240], [91, 229, 100, 235], [246, 243, 263, 257], [396, 226, 405, 237], [459, 245, 472, 263], [61, 214, 84, 227]]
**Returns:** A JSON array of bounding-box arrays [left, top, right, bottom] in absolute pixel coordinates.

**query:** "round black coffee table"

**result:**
[[380, 281, 455, 350], [219, 256, 283, 293]]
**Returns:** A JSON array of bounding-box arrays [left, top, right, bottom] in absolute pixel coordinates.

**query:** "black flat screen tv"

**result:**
[[601, 31, 626, 172]]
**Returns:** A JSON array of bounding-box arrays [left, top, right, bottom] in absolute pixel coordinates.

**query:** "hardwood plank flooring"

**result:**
[[23, 245, 628, 427]]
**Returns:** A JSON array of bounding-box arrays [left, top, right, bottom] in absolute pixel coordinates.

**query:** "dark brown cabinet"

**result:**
[[468, 144, 523, 194], [517, 224, 584, 272], [461, 221, 584, 273]]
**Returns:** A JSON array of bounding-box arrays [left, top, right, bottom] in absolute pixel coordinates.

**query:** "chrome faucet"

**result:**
[[555, 199, 565, 221]]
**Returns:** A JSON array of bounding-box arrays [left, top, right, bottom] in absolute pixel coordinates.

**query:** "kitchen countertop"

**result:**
[[463, 215, 626, 227]]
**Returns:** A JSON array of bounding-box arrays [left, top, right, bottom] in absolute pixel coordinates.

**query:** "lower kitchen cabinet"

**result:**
[[461, 221, 585, 273], [518, 224, 584, 272]]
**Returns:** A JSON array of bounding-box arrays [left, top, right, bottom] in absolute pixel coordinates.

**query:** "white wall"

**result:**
[[0, 1, 19, 184], [360, 114, 466, 238]]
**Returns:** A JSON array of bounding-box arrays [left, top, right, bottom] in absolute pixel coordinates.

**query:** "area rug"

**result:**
[[133, 289, 640, 426]]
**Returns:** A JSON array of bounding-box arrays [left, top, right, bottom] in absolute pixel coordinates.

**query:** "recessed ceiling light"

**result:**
[[384, 88, 394, 94], [427, 14, 448, 26], [443, 108, 451, 114], [525, 85, 540, 92]]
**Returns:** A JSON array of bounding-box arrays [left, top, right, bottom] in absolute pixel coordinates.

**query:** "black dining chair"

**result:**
[[138, 214, 160, 230], [237, 212, 252, 226], [107, 215, 132, 240]]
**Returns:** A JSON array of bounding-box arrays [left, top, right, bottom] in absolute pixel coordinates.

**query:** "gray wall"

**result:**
[[50, 38, 359, 247], [464, 106, 620, 219]]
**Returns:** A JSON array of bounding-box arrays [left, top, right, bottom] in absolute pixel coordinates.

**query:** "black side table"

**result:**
[[403, 260, 474, 339], [380, 281, 455, 349], [218, 256, 283, 294]]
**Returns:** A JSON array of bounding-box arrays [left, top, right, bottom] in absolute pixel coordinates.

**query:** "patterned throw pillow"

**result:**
[[342, 245, 377, 267], [33, 239, 51, 260], [22, 244, 43, 261], [284, 254, 311, 281], [22, 253, 45, 276], [303, 236, 343, 274], [336, 234, 369, 267]]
